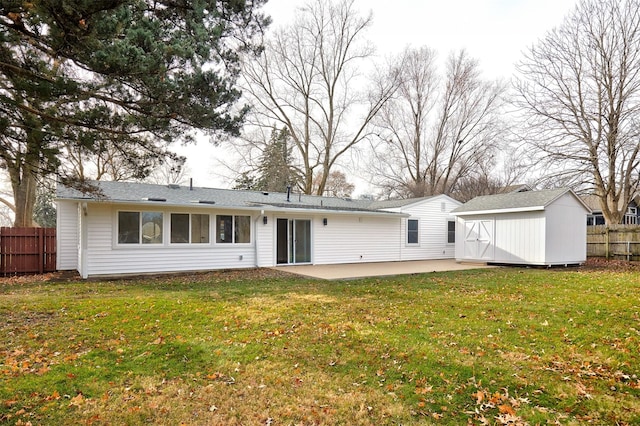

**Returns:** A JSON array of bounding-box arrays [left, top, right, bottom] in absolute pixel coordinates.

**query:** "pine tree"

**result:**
[[255, 127, 300, 192], [0, 0, 269, 225]]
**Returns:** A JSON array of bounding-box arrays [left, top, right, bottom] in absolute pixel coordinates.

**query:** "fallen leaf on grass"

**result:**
[[69, 393, 84, 407], [45, 391, 60, 401], [472, 390, 484, 404], [498, 404, 515, 415], [495, 413, 527, 425]]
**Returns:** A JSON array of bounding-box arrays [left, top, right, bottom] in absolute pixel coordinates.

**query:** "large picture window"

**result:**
[[171, 213, 210, 244], [118, 212, 140, 244], [407, 219, 419, 244], [191, 214, 210, 244], [118, 211, 163, 244], [171, 214, 189, 243], [142, 212, 163, 244], [216, 215, 251, 244]]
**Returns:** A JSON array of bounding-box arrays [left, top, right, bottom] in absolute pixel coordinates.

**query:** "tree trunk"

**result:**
[[11, 171, 37, 227], [7, 124, 41, 227]]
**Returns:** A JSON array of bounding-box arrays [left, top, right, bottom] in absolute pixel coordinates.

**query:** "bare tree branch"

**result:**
[[369, 47, 508, 198], [241, 0, 397, 195], [515, 0, 640, 224]]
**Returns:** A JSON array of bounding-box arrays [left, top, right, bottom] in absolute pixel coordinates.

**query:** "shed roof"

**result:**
[[452, 188, 590, 215]]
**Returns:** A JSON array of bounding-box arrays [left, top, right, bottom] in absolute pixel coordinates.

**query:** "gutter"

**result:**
[[452, 206, 546, 216], [55, 198, 410, 218]]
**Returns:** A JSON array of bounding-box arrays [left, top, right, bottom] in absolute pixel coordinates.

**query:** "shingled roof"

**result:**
[[56, 180, 421, 215], [452, 188, 589, 215]]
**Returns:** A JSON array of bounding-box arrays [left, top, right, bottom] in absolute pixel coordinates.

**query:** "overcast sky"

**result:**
[[263, 0, 578, 79], [182, 0, 579, 192]]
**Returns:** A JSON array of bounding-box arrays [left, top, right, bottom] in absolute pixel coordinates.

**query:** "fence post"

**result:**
[[605, 226, 610, 259], [38, 227, 44, 274]]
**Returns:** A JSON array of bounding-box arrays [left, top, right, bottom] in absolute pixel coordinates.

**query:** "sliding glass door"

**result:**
[[276, 219, 311, 264]]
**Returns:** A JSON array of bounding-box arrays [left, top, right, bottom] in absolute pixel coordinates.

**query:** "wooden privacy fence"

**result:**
[[0, 227, 56, 276], [587, 225, 640, 261]]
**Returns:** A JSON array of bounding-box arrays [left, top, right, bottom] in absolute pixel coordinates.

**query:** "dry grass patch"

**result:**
[[1, 266, 639, 424]]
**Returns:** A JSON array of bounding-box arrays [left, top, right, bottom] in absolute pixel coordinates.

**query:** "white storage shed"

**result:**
[[452, 188, 591, 266]]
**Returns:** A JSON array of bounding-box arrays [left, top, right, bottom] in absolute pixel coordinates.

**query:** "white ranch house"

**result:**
[[56, 181, 461, 278]]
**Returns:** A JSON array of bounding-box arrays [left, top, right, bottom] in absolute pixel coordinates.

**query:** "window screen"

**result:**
[[407, 219, 419, 244]]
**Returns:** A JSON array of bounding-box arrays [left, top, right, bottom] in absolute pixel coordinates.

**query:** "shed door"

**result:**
[[463, 220, 494, 260]]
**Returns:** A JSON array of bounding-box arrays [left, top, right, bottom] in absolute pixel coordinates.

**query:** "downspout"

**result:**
[[253, 210, 264, 268], [80, 202, 89, 279]]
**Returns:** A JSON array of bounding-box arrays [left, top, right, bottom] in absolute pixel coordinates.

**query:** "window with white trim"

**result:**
[[216, 215, 251, 244], [118, 211, 163, 244], [170, 213, 210, 244], [447, 220, 456, 244], [407, 219, 419, 244]]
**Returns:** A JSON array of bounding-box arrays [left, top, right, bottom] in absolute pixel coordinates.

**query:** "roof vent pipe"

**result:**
[[286, 185, 291, 202], [190, 178, 193, 191]]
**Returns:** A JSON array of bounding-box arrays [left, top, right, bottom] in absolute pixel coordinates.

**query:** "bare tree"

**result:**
[[451, 148, 529, 202], [313, 170, 355, 198], [370, 48, 508, 198], [515, 0, 640, 224], [241, 0, 397, 195], [62, 140, 173, 183], [145, 155, 190, 186]]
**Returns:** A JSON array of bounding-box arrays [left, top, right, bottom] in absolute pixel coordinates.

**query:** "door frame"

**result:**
[[276, 218, 312, 265], [463, 219, 495, 261]]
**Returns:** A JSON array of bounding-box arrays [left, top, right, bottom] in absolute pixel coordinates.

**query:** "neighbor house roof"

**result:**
[[56, 180, 425, 216], [368, 195, 441, 210], [498, 184, 532, 194], [580, 194, 640, 213], [452, 188, 590, 215]]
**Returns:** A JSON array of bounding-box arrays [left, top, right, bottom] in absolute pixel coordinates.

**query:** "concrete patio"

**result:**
[[273, 259, 496, 280]]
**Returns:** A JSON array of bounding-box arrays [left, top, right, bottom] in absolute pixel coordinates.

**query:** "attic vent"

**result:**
[[143, 197, 166, 202], [168, 184, 180, 189], [198, 200, 216, 205], [263, 192, 269, 195]]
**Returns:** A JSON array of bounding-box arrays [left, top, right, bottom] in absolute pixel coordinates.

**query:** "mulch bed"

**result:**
[[1, 258, 636, 286], [0, 267, 298, 286], [582, 257, 640, 272]]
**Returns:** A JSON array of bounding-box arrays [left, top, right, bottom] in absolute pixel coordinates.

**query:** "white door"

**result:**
[[463, 220, 494, 260]]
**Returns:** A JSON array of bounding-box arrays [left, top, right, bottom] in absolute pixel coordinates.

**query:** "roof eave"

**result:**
[[56, 198, 409, 217], [452, 206, 546, 216]]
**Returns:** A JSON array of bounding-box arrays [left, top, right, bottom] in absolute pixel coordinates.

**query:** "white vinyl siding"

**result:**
[[255, 214, 274, 267], [313, 215, 402, 264], [388, 195, 461, 261], [494, 212, 545, 264], [544, 193, 587, 264], [80, 204, 256, 277], [56, 201, 79, 270]]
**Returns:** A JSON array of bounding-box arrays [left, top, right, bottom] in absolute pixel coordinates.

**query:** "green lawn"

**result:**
[[1, 266, 639, 425]]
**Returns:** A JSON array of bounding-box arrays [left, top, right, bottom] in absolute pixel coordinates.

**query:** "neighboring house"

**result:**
[[56, 181, 461, 278], [581, 194, 640, 226], [452, 188, 590, 266]]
